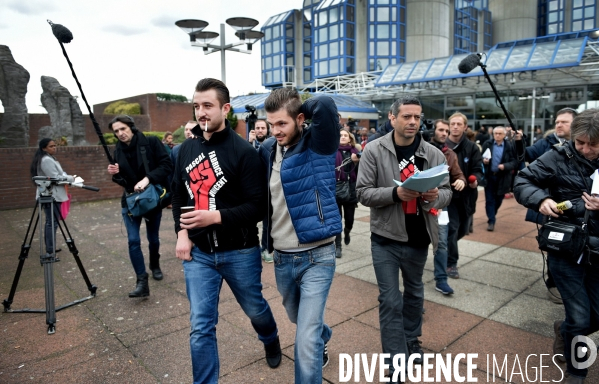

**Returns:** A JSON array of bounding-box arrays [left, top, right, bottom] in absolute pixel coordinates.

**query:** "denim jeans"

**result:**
[[484, 174, 505, 224], [447, 200, 469, 268], [548, 253, 599, 378], [121, 207, 162, 275], [433, 224, 449, 283], [273, 243, 336, 384], [371, 234, 427, 374], [184, 245, 278, 384], [43, 201, 62, 254]]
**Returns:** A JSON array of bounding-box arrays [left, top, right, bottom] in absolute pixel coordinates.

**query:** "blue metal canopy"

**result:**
[[231, 93, 377, 114], [376, 31, 593, 87]]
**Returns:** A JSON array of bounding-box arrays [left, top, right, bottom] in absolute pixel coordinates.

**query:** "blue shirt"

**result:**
[[491, 141, 504, 172]]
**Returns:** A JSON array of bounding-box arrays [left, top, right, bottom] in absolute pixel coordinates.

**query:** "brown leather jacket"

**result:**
[[431, 141, 466, 186]]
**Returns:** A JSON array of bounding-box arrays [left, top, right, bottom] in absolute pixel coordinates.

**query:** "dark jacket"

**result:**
[[171, 122, 266, 253], [480, 139, 518, 196], [367, 120, 393, 144], [111, 132, 172, 208], [259, 96, 342, 252], [335, 145, 359, 204], [447, 135, 483, 216], [514, 141, 599, 250], [516, 132, 561, 163]]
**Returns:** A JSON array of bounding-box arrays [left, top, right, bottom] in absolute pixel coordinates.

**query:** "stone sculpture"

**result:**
[[0, 45, 30, 147]]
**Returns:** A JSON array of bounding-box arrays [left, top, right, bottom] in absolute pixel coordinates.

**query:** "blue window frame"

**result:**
[[454, 0, 488, 55], [367, 0, 406, 72], [571, 0, 596, 32], [313, 0, 355, 78], [261, 11, 296, 87], [302, 0, 321, 83]]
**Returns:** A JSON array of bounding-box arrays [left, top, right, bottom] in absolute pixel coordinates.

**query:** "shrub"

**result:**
[[104, 100, 141, 115], [156, 93, 189, 103], [226, 110, 238, 129], [172, 126, 185, 143]]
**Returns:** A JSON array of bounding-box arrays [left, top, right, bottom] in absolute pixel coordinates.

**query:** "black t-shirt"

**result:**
[[392, 134, 431, 248]]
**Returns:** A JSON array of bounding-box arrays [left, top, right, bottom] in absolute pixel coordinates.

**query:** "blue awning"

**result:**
[[376, 32, 591, 87]]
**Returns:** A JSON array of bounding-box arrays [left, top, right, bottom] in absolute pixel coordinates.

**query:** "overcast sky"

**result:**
[[0, 0, 293, 114]]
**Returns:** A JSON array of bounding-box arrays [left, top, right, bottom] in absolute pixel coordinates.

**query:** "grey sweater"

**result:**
[[37, 155, 74, 202]]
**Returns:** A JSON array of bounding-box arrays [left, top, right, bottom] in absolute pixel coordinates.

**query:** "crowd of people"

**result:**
[[34, 80, 597, 383]]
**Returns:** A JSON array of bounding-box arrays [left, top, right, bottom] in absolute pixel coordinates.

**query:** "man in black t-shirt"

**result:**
[[356, 95, 451, 383]]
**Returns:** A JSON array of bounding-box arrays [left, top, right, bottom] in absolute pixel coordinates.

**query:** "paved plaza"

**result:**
[[0, 195, 597, 383]]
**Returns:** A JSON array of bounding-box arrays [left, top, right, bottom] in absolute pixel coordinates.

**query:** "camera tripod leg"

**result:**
[[2, 204, 40, 312], [43, 254, 57, 335]]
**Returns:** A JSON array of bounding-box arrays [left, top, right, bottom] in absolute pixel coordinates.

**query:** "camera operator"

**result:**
[[106, 115, 173, 298], [30, 138, 76, 256], [248, 119, 269, 150], [514, 108, 599, 383]]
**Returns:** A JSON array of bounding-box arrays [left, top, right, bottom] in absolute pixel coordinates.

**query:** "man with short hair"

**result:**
[[357, 96, 451, 383], [169, 120, 197, 185], [248, 118, 273, 263], [429, 119, 466, 295], [172, 78, 281, 383], [107, 115, 172, 295], [515, 107, 578, 305], [249, 119, 269, 149], [259, 88, 341, 384], [445, 112, 483, 279], [481, 127, 518, 231]]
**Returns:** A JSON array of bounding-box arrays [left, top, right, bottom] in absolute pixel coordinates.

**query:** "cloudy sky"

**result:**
[[1, 0, 293, 114]]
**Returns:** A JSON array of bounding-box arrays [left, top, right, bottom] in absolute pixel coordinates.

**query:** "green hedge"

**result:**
[[100, 131, 167, 146], [104, 100, 142, 115], [156, 93, 189, 103]]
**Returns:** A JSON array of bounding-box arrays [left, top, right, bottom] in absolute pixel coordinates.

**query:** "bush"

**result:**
[[156, 93, 189, 103], [172, 126, 185, 143], [226, 110, 238, 129], [104, 100, 141, 115]]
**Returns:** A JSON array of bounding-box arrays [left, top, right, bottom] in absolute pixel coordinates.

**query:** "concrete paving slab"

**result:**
[[457, 259, 540, 292], [480, 247, 544, 272]]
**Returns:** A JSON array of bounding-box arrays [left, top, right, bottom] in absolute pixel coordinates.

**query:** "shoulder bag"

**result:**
[[125, 145, 169, 217], [536, 146, 590, 263]]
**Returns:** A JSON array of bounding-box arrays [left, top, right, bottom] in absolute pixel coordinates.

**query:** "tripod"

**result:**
[[2, 177, 98, 334]]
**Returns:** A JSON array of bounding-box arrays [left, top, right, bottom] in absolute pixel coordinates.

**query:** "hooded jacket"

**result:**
[[514, 141, 599, 250], [258, 96, 342, 252]]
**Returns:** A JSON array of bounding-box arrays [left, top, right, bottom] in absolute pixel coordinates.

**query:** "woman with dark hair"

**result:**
[[30, 138, 75, 256], [335, 128, 360, 258]]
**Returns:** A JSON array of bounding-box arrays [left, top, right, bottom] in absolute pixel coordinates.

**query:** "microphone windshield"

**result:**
[[458, 54, 481, 74], [51, 23, 73, 44]]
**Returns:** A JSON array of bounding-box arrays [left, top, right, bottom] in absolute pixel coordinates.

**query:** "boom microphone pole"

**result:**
[[458, 53, 516, 131], [47, 20, 115, 164]]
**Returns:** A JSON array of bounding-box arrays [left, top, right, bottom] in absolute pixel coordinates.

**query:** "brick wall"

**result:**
[[0, 146, 122, 210]]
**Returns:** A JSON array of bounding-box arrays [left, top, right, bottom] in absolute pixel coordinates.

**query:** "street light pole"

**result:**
[[175, 18, 264, 85]]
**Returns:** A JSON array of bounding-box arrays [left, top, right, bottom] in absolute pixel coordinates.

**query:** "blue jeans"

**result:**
[[371, 234, 427, 373], [273, 243, 336, 384], [121, 207, 162, 275], [43, 201, 61, 254], [548, 253, 599, 378], [484, 174, 505, 224], [184, 245, 278, 384], [433, 224, 449, 283]]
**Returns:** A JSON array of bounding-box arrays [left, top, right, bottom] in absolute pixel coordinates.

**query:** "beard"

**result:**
[[277, 123, 301, 147]]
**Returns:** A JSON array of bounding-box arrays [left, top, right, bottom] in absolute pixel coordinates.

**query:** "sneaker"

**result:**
[[406, 339, 423, 365], [435, 282, 454, 295], [447, 266, 460, 279], [261, 249, 273, 263], [322, 341, 329, 368], [264, 336, 282, 368], [548, 287, 563, 305], [553, 320, 566, 364]]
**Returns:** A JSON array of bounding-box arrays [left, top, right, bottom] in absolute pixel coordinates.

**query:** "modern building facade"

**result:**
[[260, 0, 599, 134]]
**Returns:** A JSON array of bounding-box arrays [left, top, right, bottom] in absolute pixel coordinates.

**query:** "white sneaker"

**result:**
[[261, 249, 273, 263]]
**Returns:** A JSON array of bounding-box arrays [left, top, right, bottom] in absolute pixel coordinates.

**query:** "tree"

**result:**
[[226, 110, 238, 129]]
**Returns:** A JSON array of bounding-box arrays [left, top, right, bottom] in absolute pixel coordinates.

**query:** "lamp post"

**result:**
[[175, 18, 264, 84]]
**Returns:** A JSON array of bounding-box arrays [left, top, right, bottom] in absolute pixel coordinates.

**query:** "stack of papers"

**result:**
[[393, 164, 449, 193]]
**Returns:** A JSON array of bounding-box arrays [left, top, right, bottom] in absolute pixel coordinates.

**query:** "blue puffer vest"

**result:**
[[259, 96, 342, 250]]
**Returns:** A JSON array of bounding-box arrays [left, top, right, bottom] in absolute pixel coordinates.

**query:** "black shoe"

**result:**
[[264, 336, 282, 368], [335, 246, 342, 258], [149, 253, 163, 280], [322, 341, 329, 368], [344, 228, 351, 245], [487, 223, 495, 231], [150, 268, 163, 281], [406, 339, 423, 365], [129, 272, 149, 298]]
